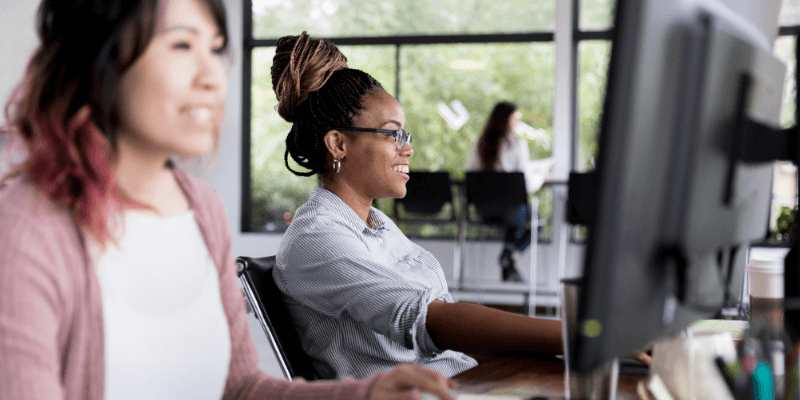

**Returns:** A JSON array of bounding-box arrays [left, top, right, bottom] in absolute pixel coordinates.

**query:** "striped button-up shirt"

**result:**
[[275, 188, 478, 380]]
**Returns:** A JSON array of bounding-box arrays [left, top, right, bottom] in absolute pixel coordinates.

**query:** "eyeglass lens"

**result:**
[[396, 130, 411, 150]]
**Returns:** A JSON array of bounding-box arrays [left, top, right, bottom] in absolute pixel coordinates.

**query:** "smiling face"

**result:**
[[338, 89, 413, 201], [115, 0, 227, 159]]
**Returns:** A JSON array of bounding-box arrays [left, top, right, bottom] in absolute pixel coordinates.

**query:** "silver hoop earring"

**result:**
[[333, 158, 341, 174]]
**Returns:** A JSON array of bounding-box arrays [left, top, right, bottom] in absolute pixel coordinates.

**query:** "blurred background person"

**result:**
[[466, 101, 531, 282]]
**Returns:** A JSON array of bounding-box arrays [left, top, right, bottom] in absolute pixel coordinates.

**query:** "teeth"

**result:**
[[187, 107, 212, 123], [393, 165, 409, 174]]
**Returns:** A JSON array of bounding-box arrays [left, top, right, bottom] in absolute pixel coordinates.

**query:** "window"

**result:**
[[398, 43, 555, 178], [244, 0, 561, 241], [252, 0, 556, 37], [578, 0, 614, 31], [575, 40, 611, 172], [570, 1, 800, 245], [769, 11, 799, 243], [246, 1, 799, 248], [570, 0, 614, 241]]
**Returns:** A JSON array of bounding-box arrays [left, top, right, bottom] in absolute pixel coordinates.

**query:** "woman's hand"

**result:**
[[370, 363, 457, 400]]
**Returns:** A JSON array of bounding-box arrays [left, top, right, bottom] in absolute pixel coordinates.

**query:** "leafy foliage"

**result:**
[[252, 0, 555, 37], [248, 0, 616, 235]]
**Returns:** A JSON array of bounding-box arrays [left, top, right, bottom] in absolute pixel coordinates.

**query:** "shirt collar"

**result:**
[[310, 187, 387, 232]]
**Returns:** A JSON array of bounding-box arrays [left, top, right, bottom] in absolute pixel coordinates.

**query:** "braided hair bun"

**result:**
[[271, 32, 348, 122], [271, 32, 383, 177]]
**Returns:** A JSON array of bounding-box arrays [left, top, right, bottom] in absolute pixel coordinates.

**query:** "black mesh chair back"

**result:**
[[235, 255, 316, 381], [393, 171, 455, 218], [465, 171, 530, 225]]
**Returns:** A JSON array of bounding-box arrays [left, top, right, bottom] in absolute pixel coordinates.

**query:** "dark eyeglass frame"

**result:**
[[334, 127, 413, 151]]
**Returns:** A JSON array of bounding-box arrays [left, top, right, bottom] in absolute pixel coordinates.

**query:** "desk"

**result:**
[[453, 355, 644, 399]]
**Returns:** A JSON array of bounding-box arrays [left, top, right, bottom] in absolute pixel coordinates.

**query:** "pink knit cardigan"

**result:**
[[0, 168, 381, 399]]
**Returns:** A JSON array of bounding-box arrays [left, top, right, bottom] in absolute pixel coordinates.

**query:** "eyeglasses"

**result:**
[[334, 127, 413, 151]]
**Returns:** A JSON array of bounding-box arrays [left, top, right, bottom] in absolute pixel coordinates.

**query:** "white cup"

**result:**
[[747, 257, 784, 331]]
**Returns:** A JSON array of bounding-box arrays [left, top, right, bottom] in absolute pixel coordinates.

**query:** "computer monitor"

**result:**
[[571, 0, 786, 372]]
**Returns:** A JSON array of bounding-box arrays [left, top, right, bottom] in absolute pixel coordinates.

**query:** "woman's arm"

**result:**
[[0, 187, 76, 400], [196, 181, 456, 400], [426, 300, 562, 356]]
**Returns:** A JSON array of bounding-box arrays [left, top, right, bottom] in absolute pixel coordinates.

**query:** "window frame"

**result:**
[[241, 0, 563, 240], [760, 24, 800, 247], [568, 0, 613, 243], [242, 1, 800, 248]]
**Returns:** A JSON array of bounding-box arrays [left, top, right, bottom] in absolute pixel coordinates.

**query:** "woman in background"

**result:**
[[273, 32, 562, 381], [465, 102, 532, 282], [0, 1, 455, 399]]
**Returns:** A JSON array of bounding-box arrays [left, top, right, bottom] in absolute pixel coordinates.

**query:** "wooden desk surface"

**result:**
[[453, 355, 645, 399]]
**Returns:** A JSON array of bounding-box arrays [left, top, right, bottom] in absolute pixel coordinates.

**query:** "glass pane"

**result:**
[[774, 36, 796, 128], [768, 162, 797, 242], [249, 46, 396, 231], [780, 0, 800, 26], [397, 42, 555, 239], [252, 0, 555, 38], [400, 42, 554, 178], [579, 0, 615, 31], [576, 40, 611, 172], [768, 35, 797, 243]]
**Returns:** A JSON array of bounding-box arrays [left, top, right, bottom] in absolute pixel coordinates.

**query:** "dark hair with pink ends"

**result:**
[[2, 0, 230, 244], [25, 109, 126, 244]]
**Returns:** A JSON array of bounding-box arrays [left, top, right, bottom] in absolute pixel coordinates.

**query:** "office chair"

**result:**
[[464, 171, 530, 227], [393, 171, 456, 222], [236, 255, 316, 381], [458, 172, 539, 305]]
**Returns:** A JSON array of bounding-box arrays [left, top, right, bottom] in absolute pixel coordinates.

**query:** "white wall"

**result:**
[[0, 1, 39, 128], [722, 0, 782, 42]]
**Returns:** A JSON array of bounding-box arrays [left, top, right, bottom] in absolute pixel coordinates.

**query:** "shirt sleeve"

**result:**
[[275, 211, 444, 359], [513, 136, 530, 173], [0, 204, 70, 400], [194, 187, 381, 400]]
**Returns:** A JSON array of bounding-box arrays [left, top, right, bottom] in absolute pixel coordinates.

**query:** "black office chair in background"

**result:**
[[464, 171, 530, 228], [236, 255, 316, 381], [393, 171, 456, 223], [461, 171, 533, 283]]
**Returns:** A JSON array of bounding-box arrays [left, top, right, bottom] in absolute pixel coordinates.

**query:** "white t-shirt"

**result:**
[[94, 210, 231, 400]]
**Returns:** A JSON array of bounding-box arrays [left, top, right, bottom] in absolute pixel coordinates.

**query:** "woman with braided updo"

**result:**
[[273, 32, 563, 381]]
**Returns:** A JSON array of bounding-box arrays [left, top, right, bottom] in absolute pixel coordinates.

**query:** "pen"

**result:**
[[752, 361, 773, 400]]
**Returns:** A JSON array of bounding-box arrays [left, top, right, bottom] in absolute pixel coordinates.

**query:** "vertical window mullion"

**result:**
[[395, 44, 401, 100], [552, 0, 576, 181], [570, 0, 580, 173]]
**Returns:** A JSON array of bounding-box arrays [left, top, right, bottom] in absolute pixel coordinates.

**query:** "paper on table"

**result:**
[[421, 391, 528, 400], [525, 158, 554, 193], [457, 395, 527, 400], [689, 319, 748, 341]]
